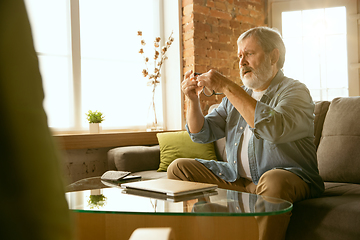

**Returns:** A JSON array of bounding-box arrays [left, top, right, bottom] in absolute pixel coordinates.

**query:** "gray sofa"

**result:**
[[107, 97, 360, 240]]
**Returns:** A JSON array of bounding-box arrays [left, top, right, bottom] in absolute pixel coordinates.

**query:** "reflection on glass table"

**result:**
[[66, 177, 292, 240], [66, 176, 292, 216]]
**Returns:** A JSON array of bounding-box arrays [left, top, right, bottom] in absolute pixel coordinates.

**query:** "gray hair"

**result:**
[[237, 27, 286, 69]]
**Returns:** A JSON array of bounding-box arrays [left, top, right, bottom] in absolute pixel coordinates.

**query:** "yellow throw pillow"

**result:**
[[157, 131, 217, 172]]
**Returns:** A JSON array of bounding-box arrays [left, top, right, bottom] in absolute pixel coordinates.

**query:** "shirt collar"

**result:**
[[264, 70, 284, 98]]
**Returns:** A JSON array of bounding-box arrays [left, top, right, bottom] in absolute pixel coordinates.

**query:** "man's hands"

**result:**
[[181, 70, 202, 101], [181, 69, 257, 129], [196, 69, 229, 95], [181, 69, 229, 100]]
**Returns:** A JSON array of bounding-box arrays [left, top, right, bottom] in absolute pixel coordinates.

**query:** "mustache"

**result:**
[[240, 66, 253, 77]]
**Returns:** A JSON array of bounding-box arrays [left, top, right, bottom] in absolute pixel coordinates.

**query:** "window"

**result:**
[[271, 0, 359, 101], [24, 0, 182, 133]]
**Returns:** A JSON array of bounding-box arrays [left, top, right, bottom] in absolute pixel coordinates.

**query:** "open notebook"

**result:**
[[121, 179, 218, 197]]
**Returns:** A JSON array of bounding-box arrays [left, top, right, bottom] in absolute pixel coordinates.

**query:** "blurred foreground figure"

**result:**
[[0, 1, 74, 239]]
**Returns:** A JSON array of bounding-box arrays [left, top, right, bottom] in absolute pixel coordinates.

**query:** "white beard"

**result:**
[[240, 55, 273, 90]]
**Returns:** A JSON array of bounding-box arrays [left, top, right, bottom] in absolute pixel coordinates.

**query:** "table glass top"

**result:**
[[66, 177, 292, 217]]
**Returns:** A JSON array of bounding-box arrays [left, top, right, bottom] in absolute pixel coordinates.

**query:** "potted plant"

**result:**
[[85, 110, 105, 133], [87, 192, 107, 209]]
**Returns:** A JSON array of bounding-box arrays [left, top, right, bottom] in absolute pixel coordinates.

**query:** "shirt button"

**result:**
[[234, 161, 236, 164], [235, 143, 238, 146], [240, 127, 243, 130], [219, 172, 222, 175]]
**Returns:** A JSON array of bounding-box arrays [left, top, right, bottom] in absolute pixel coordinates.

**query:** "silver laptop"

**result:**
[[121, 179, 218, 197], [122, 187, 218, 202]]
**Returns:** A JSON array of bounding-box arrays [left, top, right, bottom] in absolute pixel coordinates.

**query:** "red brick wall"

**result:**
[[182, 0, 267, 116]]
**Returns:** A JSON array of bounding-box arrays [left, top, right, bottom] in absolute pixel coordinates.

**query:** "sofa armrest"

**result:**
[[107, 145, 160, 173]]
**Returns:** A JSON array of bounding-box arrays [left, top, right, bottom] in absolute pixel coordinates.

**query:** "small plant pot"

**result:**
[[89, 123, 100, 133]]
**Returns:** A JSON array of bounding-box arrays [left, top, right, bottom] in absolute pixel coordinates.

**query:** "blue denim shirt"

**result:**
[[186, 71, 324, 198]]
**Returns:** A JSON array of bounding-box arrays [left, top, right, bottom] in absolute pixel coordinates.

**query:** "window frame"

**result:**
[[26, 0, 183, 134], [269, 0, 359, 98]]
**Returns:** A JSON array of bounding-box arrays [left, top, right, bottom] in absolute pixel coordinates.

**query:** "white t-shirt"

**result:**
[[238, 90, 266, 181]]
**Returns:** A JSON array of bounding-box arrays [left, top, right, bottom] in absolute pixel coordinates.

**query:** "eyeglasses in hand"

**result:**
[[194, 72, 224, 97]]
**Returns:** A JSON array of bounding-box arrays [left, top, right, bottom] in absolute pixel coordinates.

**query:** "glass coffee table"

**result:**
[[66, 177, 292, 240]]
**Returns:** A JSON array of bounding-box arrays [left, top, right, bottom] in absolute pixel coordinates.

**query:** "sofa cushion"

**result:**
[[214, 137, 227, 161], [156, 131, 217, 172], [108, 145, 160, 173], [134, 170, 167, 180], [313, 100, 330, 149], [286, 182, 360, 240], [317, 97, 360, 183]]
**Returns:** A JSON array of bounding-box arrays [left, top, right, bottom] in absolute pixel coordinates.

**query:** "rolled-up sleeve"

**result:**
[[187, 98, 228, 144]]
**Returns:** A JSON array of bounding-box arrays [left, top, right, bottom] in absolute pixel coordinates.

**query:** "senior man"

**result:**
[[168, 26, 324, 240]]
